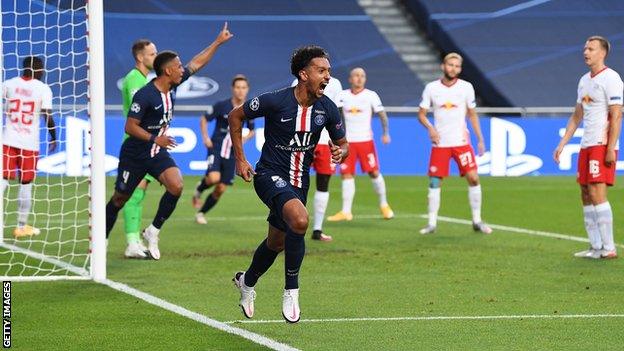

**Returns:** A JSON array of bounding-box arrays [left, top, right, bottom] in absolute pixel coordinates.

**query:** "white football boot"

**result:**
[[142, 227, 161, 260], [282, 288, 300, 323], [233, 271, 255, 318], [419, 225, 436, 235], [573, 248, 602, 259], [124, 241, 148, 259]]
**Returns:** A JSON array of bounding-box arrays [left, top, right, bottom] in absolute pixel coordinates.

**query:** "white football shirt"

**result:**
[[576, 67, 623, 149], [291, 77, 342, 144], [3, 76, 53, 151], [419, 79, 476, 147], [336, 88, 384, 143]]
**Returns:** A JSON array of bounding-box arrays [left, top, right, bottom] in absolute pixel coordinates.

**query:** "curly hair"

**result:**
[[290, 45, 329, 79]]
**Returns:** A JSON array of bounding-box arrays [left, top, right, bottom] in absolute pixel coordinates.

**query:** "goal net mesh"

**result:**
[[1, 0, 94, 279]]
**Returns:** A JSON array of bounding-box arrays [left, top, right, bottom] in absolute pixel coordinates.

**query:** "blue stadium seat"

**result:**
[[403, 0, 624, 107]]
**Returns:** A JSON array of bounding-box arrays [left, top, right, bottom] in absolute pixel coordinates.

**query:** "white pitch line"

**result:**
[[101, 279, 299, 351], [225, 313, 624, 324], [0, 244, 299, 351], [430, 215, 624, 249]]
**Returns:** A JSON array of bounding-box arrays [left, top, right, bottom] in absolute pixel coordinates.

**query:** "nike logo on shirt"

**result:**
[[281, 117, 293, 122]]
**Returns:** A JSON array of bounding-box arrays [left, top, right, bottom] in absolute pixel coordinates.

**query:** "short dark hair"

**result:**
[[587, 35, 610, 55], [131, 39, 152, 61], [23, 56, 43, 74], [290, 45, 329, 79], [153, 50, 178, 76], [231, 74, 249, 87]]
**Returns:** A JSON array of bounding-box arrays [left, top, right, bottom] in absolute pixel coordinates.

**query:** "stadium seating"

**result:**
[[403, 0, 624, 106], [104, 0, 424, 107]]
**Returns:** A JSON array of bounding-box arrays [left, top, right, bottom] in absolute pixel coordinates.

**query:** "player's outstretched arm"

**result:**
[[42, 109, 57, 152], [228, 105, 255, 182], [186, 22, 233, 75], [417, 107, 439, 145], [554, 104, 583, 163], [605, 104, 623, 165], [467, 108, 485, 156], [378, 110, 391, 144]]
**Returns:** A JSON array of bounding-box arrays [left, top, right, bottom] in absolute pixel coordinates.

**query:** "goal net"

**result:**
[[0, 0, 106, 281]]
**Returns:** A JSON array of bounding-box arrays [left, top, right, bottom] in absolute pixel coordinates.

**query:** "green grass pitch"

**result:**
[[5, 175, 624, 350]]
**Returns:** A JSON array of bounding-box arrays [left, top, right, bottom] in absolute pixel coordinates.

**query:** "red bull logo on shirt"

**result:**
[[440, 102, 458, 109]]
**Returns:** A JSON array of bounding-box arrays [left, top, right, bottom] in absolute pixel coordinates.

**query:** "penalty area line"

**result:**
[[225, 313, 624, 324]]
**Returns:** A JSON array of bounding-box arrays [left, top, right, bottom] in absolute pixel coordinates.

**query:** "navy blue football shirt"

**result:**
[[204, 99, 254, 158], [243, 87, 345, 189], [124, 68, 191, 158]]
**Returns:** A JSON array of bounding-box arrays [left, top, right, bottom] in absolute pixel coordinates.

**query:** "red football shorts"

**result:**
[[2, 145, 39, 183], [312, 144, 336, 175], [340, 140, 379, 175], [577, 145, 617, 186], [428, 145, 477, 177]]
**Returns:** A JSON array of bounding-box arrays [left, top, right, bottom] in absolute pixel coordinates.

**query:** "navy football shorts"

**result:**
[[253, 170, 308, 232], [115, 151, 177, 195], [205, 148, 236, 186]]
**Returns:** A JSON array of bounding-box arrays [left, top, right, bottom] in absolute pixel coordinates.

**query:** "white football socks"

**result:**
[[371, 174, 388, 207], [427, 187, 441, 227], [17, 183, 33, 227], [468, 185, 482, 224], [313, 191, 329, 231], [583, 205, 602, 250], [595, 202, 615, 252], [341, 178, 355, 214]]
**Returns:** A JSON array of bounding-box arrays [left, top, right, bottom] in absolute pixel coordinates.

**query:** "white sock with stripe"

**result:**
[[17, 183, 33, 227], [313, 191, 329, 231], [342, 178, 355, 214], [427, 187, 441, 227], [595, 202, 615, 252], [583, 205, 602, 250], [468, 185, 482, 224], [371, 174, 388, 207]]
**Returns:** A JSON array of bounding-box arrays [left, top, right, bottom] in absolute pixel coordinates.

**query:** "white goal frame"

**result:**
[[0, 0, 106, 281]]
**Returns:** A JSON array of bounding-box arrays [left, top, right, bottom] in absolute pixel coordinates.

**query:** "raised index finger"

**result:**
[[223, 22, 228, 31]]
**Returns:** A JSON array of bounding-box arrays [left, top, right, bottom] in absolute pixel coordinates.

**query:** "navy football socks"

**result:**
[[284, 230, 305, 290], [152, 191, 180, 229], [244, 239, 279, 287], [199, 192, 219, 213]]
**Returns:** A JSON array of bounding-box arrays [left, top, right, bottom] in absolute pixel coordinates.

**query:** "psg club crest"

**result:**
[[314, 114, 325, 126], [250, 97, 260, 111]]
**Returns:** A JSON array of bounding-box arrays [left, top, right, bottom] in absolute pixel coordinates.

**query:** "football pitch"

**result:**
[[9, 175, 624, 350]]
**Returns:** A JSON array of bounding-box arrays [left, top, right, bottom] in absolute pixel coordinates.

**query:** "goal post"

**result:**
[[0, 0, 106, 281], [88, 0, 107, 282]]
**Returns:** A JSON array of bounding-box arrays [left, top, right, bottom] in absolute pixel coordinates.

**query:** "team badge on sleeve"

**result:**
[[250, 97, 260, 111], [130, 102, 141, 113], [314, 114, 325, 126]]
